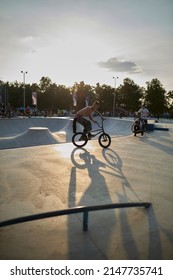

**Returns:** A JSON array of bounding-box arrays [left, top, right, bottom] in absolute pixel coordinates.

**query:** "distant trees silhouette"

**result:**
[[0, 76, 173, 117]]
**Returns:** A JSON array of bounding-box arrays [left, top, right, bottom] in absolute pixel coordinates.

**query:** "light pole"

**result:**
[[113, 76, 118, 116], [21, 71, 27, 114]]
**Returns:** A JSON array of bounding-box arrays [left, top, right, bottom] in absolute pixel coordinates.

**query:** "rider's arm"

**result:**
[[89, 110, 103, 123], [89, 114, 97, 123], [94, 110, 103, 119], [137, 109, 142, 118]]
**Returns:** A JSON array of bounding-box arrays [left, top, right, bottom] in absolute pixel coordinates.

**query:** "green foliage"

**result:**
[[145, 79, 167, 116], [0, 77, 172, 116], [71, 81, 94, 111], [116, 78, 143, 112], [95, 83, 114, 112]]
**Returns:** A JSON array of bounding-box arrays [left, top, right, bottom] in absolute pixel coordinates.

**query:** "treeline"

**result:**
[[0, 76, 173, 117]]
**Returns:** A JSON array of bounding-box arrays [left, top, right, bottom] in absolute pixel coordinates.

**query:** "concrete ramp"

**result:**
[[0, 117, 70, 137], [101, 118, 133, 137], [0, 117, 134, 150], [55, 119, 74, 143], [0, 127, 60, 149], [0, 117, 74, 149]]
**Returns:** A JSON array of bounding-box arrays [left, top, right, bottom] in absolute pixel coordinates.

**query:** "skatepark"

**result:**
[[0, 116, 173, 260]]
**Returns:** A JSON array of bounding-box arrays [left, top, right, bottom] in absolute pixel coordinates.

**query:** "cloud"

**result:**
[[97, 57, 142, 74]]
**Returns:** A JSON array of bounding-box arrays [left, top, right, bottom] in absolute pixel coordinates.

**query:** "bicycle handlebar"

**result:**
[[95, 117, 107, 128]]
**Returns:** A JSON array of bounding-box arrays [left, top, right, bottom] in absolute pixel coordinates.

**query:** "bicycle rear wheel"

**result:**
[[72, 132, 88, 147], [98, 133, 111, 148]]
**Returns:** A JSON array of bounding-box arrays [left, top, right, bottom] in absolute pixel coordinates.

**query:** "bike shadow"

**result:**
[[102, 148, 162, 260], [67, 147, 162, 259]]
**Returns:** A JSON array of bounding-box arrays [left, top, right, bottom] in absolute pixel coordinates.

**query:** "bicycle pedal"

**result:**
[[88, 134, 94, 140]]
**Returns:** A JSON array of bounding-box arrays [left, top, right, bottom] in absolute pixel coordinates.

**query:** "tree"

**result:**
[[39, 77, 52, 92], [116, 78, 143, 113], [164, 90, 173, 117], [7, 81, 23, 108], [145, 79, 167, 116], [71, 81, 94, 111], [95, 83, 114, 113], [55, 85, 71, 111], [166, 90, 173, 106], [1, 75, 171, 117], [0, 81, 9, 106]]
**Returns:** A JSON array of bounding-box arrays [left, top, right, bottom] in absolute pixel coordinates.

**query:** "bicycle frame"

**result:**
[[89, 118, 106, 138], [72, 117, 111, 148]]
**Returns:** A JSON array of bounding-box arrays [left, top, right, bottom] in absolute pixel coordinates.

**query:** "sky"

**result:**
[[0, 0, 173, 91]]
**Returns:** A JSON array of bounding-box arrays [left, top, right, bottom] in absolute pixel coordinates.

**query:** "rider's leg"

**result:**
[[84, 120, 95, 139], [73, 118, 77, 133], [77, 117, 92, 135], [83, 119, 92, 135], [143, 119, 147, 131], [76, 117, 92, 140]]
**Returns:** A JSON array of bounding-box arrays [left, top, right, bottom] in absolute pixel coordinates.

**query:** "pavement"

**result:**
[[0, 116, 173, 260]]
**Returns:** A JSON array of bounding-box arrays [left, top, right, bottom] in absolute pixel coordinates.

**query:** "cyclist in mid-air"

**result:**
[[73, 100, 102, 140]]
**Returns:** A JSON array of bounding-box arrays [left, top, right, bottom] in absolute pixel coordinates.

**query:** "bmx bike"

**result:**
[[131, 117, 146, 136], [72, 117, 111, 148]]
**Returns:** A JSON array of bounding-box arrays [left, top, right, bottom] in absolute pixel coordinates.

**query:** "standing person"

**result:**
[[25, 105, 31, 118], [6, 103, 13, 118], [73, 100, 102, 140], [138, 104, 150, 129]]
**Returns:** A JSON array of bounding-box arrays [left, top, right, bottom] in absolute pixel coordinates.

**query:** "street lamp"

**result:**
[[21, 71, 27, 114], [113, 76, 118, 116]]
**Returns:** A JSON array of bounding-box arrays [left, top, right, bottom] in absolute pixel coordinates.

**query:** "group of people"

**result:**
[[0, 104, 32, 118], [0, 103, 13, 118], [73, 101, 150, 138]]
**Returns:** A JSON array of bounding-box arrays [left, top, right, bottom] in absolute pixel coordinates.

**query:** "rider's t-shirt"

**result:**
[[138, 107, 149, 119]]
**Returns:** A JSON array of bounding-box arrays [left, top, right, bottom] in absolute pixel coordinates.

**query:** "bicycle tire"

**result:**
[[72, 132, 88, 147], [98, 133, 111, 148], [131, 123, 138, 133], [131, 124, 135, 132], [71, 148, 90, 169]]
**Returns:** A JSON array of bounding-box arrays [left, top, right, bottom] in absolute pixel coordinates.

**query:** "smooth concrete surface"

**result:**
[[0, 116, 133, 150], [0, 117, 173, 260]]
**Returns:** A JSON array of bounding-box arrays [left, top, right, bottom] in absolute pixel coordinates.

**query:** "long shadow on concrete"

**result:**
[[68, 148, 113, 259], [102, 148, 163, 260], [67, 147, 154, 259]]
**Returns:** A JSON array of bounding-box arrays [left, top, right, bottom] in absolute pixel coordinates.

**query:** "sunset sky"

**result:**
[[0, 0, 173, 90]]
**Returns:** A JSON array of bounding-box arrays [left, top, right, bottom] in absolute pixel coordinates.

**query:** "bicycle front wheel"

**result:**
[[98, 133, 111, 148], [72, 132, 88, 147]]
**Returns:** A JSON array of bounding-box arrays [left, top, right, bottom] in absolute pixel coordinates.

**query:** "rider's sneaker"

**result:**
[[79, 135, 86, 141], [88, 134, 94, 140]]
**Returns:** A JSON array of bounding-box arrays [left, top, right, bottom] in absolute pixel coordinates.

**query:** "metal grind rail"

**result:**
[[0, 202, 151, 231]]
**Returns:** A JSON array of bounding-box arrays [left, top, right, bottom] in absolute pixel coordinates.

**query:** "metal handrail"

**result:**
[[0, 202, 151, 231]]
